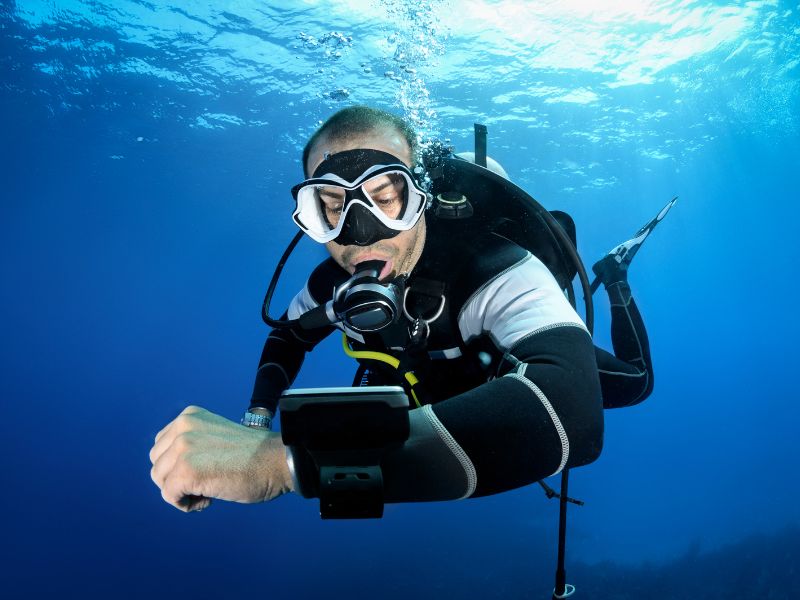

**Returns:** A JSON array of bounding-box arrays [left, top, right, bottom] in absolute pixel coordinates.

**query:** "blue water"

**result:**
[[2, 1, 799, 598]]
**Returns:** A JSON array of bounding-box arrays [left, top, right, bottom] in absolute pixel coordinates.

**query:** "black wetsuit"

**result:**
[[594, 281, 654, 408], [252, 218, 608, 502]]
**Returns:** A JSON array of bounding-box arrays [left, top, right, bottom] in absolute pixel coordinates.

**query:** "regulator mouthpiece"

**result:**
[[334, 261, 403, 333]]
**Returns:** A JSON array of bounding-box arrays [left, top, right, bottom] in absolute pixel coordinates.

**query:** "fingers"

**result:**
[[160, 481, 212, 513], [153, 439, 212, 513], [150, 432, 184, 490], [151, 407, 211, 512], [180, 495, 213, 512], [150, 406, 208, 465], [150, 406, 258, 511], [158, 457, 191, 511], [160, 478, 188, 511], [154, 405, 206, 443]]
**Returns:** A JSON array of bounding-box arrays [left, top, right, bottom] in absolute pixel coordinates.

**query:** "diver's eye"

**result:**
[[363, 174, 405, 218], [317, 185, 345, 203], [317, 186, 345, 226]]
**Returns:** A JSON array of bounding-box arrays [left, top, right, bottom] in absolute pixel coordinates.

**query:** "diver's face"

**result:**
[[305, 127, 426, 281]]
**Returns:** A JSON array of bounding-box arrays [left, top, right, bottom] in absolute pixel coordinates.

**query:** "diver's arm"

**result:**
[[381, 254, 603, 502], [381, 328, 602, 501], [151, 268, 338, 511], [250, 316, 331, 415], [250, 281, 335, 414]]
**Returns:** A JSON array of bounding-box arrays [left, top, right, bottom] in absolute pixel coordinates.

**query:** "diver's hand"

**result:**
[[149, 405, 293, 512]]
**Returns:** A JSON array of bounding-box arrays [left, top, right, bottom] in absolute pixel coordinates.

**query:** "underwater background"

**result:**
[[2, 1, 799, 598]]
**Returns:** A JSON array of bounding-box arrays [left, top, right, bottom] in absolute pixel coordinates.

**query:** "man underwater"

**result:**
[[149, 106, 654, 512]]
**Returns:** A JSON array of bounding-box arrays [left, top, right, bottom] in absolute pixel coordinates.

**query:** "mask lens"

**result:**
[[315, 185, 346, 229], [292, 166, 425, 243], [361, 172, 408, 220]]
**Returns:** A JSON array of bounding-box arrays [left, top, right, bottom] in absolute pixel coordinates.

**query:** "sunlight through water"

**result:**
[[4, 0, 797, 194]]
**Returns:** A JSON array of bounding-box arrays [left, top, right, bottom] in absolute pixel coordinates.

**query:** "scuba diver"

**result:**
[[149, 105, 667, 510], [149, 105, 669, 598], [248, 106, 606, 504], [151, 106, 600, 510]]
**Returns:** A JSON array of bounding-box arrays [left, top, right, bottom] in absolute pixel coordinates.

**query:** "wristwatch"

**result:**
[[241, 407, 274, 430]]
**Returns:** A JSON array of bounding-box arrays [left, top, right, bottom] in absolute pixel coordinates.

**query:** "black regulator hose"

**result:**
[[537, 208, 594, 336], [261, 230, 305, 329]]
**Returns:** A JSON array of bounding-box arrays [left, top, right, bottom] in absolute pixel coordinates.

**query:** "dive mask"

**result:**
[[291, 149, 427, 246]]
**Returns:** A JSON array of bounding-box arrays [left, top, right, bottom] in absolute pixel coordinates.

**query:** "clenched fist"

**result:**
[[149, 405, 293, 512]]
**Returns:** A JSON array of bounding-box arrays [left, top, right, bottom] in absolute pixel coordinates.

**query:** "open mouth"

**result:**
[[352, 257, 394, 281], [378, 260, 394, 280]]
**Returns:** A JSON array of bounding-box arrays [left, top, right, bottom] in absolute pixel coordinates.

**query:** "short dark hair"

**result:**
[[302, 106, 418, 176]]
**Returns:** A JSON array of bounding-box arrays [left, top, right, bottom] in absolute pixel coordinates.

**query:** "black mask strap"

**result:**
[[312, 149, 409, 179]]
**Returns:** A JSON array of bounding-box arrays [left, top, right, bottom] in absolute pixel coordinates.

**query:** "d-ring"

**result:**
[[402, 286, 445, 325]]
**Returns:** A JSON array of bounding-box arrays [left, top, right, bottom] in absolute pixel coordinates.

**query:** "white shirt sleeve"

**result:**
[[457, 253, 588, 351]]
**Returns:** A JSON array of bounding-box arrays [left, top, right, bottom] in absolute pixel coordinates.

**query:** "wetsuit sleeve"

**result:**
[[250, 281, 334, 414], [381, 254, 603, 502], [250, 323, 330, 414]]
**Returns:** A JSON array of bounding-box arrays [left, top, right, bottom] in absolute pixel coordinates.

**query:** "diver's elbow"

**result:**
[[568, 401, 605, 469], [583, 423, 604, 466]]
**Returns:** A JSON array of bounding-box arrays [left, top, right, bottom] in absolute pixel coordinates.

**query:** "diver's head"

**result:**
[[297, 107, 427, 281], [303, 105, 418, 176]]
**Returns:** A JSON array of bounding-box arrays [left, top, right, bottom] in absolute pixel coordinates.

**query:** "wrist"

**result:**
[[268, 435, 295, 495]]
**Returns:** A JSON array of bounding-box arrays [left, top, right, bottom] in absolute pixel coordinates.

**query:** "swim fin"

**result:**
[[590, 196, 678, 293]]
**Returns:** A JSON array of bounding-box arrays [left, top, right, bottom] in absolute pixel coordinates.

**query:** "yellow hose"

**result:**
[[341, 334, 422, 407]]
